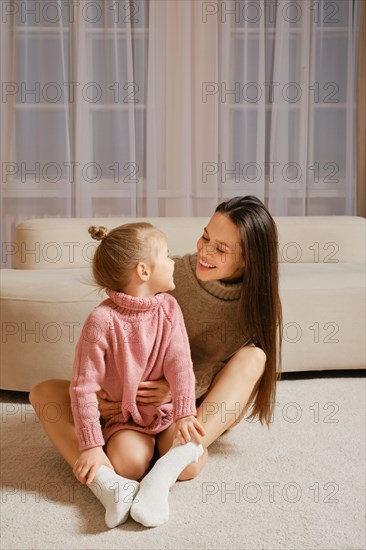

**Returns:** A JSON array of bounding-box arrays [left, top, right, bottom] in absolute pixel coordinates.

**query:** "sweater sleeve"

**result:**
[[162, 298, 197, 422], [69, 308, 109, 450]]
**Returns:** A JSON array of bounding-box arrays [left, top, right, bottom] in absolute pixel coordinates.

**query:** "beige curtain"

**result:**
[[0, 9, 17, 245], [144, 0, 219, 216], [357, 0, 366, 217]]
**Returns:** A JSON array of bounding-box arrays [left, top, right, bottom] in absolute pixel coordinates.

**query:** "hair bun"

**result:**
[[88, 225, 108, 241]]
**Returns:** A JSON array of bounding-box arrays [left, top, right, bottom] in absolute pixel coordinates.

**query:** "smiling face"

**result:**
[[196, 212, 245, 283]]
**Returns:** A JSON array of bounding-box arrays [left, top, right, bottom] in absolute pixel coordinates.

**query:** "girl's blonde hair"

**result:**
[[88, 222, 165, 291]]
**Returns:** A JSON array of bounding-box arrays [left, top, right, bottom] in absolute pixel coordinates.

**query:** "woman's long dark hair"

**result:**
[[215, 195, 283, 429]]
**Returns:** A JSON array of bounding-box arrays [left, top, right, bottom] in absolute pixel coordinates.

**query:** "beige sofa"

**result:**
[[1, 216, 365, 391]]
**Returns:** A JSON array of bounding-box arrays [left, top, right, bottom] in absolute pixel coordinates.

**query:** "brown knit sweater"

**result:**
[[169, 253, 252, 398]]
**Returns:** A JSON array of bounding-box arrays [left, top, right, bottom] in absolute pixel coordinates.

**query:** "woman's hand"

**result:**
[[174, 415, 206, 445], [73, 446, 113, 485], [96, 390, 121, 421], [96, 378, 171, 419], [136, 378, 172, 405]]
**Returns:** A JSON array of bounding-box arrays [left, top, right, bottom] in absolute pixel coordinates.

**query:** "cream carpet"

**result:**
[[1, 376, 365, 550]]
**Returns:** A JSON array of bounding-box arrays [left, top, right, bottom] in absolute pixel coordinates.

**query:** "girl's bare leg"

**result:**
[[157, 346, 266, 480], [30, 346, 266, 480], [106, 430, 156, 481], [29, 379, 79, 467]]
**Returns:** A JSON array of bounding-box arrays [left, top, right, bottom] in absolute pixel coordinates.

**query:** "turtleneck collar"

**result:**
[[188, 253, 242, 301], [106, 289, 163, 311]]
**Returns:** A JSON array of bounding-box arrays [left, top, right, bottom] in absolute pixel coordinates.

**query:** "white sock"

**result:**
[[88, 465, 139, 528], [130, 441, 204, 527]]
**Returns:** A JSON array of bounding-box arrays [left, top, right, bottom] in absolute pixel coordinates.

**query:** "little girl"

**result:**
[[70, 222, 205, 528]]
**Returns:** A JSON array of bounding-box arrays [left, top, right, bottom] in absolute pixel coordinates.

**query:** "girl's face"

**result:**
[[196, 212, 245, 283], [148, 236, 175, 293]]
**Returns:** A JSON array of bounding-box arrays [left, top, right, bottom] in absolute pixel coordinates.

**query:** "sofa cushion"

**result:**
[[1, 262, 364, 390], [10, 216, 366, 269], [279, 262, 365, 372]]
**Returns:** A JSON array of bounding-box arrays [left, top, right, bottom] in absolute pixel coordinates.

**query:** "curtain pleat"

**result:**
[[146, 0, 219, 216]]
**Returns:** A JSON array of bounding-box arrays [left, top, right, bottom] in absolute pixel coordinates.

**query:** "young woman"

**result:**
[[30, 195, 282, 512]]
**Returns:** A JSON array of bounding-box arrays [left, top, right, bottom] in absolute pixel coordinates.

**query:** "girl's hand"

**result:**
[[96, 390, 121, 420], [136, 378, 172, 405], [73, 446, 113, 485], [174, 416, 206, 445]]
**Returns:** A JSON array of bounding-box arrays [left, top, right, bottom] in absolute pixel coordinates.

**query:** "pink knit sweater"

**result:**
[[70, 289, 197, 450]]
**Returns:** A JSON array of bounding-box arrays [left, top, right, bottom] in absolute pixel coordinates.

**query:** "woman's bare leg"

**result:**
[[29, 379, 79, 467], [157, 346, 266, 480], [30, 346, 266, 480], [106, 430, 156, 481]]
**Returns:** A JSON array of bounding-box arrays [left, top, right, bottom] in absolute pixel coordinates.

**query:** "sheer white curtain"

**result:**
[[217, 0, 359, 215], [1, 0, 360, 266], [145, 0, 219, 216], [1, 0, 146, 263]]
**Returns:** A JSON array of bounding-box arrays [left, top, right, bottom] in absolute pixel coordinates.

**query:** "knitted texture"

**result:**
[[70, 290, 196, 450], [169, 253, 252, 398]]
